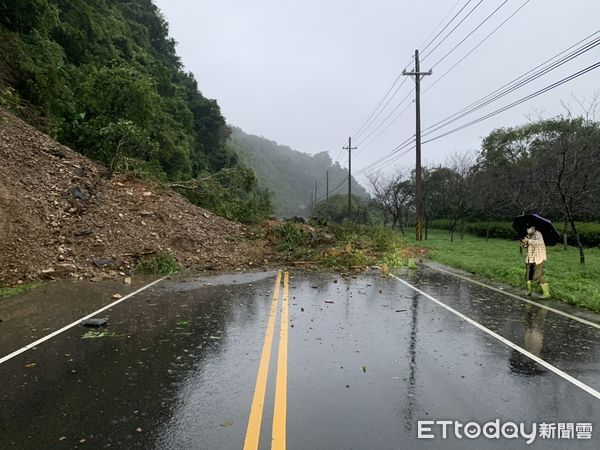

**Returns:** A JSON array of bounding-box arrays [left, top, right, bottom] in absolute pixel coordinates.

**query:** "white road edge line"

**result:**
[[0, 276, 167, 365], [391, 274, 600, 401], [425, 263, 600, 330]]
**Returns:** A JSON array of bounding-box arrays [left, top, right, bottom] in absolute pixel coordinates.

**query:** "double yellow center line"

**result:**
[[244, 270, 290, 450]]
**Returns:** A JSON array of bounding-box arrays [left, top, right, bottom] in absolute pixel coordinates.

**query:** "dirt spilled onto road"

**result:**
[[0, 110, 269, 285]]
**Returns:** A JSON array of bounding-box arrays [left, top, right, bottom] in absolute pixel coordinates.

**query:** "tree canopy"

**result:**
[[0, 0, 236, 179]]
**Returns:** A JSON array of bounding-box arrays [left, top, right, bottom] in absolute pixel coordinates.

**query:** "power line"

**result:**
[[428, 0, 510, 69], [350, 0, 473, 145], [421, 0, 476, 54], [355, 136, 415, 176], [423, 60, 600, 144], [354, 87, 414, 149], [418, 0, 465, 50], [352, 71, 408, 140], [356, 97, 414, 154], [354, 77, 411, 142], [357, 30, 600, 177], [421, 0, 485, 62], [423, 31, 600, 136], [359, 144, 416, 178], [355, 0, 512, 154], [423, 0, 532, 95]]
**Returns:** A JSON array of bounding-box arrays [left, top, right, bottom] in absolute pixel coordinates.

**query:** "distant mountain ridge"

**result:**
[[229, 127, 369, 217]]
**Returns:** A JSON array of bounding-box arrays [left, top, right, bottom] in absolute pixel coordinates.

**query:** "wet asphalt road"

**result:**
[[0, 266, 598, 449]]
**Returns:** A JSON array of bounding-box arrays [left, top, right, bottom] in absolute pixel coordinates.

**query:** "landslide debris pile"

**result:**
[[0, 111, 265, 285]]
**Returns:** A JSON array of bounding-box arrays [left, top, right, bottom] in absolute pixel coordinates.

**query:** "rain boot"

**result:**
[[526, 281, 533, 296], [540, 283, 550, 299]]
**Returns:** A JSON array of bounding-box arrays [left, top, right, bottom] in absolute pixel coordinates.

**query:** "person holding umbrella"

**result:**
[[513, 214, 560, 299], [521, 225, 551, 298]]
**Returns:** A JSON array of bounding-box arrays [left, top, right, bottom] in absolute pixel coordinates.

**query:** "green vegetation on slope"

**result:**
[[230, 127, 369, 217], [0, 0, 274, 223], [409, 229, 600, 312], [0, 0, 235, 179]]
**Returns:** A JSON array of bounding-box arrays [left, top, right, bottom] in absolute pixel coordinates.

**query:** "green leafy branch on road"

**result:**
[[0, 282, 43, 300], [135, 251, 183, 276], [269, 221, 422, 272]]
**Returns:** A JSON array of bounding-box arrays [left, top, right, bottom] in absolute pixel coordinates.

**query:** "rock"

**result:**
[[124, 277, 132, 285], [56, 263, 78, 273], [57, 255, 65, 262], [92, 258, 121, 268], [71, 185, 90, 201], [41, 268, 55, 274], [314, 231, 335, 245], [143, 191, 152, 197], [112, 293, 122, 299], [81, 317, 107, 327]]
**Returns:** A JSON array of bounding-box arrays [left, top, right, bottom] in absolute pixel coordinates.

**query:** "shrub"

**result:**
[[428, 220, 600, 247], [135, 251, 183, 275], [272, 222, 310, 252], [566, 223, 600, 248]]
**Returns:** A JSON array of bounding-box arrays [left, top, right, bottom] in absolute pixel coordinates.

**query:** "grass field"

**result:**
[[404, 228, 600, 313]]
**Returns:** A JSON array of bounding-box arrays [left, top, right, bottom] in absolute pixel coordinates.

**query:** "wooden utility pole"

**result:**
[[314, 179, 317, 207], [403, 49, 432, 241], [343, 137, 357, 219], [326, 170, 329, 201]]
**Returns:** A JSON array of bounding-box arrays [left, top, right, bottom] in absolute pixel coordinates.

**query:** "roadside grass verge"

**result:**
[[407, 228, 600, 313], [0, 282, 43, 300]]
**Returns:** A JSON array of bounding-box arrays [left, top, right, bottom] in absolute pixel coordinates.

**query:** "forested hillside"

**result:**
[[230, 127, 369, 217], [0, 0, 235, 180]]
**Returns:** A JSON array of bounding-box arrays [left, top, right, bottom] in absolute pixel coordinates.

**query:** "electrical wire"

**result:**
[[422, 60, 600, 144], [423, 0, 532, 95]]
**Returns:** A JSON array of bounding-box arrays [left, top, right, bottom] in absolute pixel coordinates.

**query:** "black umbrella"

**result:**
[[512, 214, 562, 246]]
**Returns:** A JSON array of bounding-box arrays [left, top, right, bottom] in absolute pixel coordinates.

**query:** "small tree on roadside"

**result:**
[[369, 170, 414, 235], [445, 152, 475, 242]]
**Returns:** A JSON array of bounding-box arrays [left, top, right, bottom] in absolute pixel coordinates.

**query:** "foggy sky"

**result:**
[[153, 0, 600, 187]]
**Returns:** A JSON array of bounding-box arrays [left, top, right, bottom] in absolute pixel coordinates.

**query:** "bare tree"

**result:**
[[369, 170, 414, 235], [534, 118, 600, 264], [445, 152, 475, 242]]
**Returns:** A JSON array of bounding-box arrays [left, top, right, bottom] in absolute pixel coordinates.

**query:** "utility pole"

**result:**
[[343, 137, 357, 219], [403, 49, 432, 241], [314, 179, 317, 207], [326, 170, 329, 201]]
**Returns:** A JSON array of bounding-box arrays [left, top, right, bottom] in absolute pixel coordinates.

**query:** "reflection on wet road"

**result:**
[[0, 266, 598, 449]]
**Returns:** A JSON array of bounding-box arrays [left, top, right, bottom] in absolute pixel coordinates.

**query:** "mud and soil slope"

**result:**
[[0, 110, 265, 285]]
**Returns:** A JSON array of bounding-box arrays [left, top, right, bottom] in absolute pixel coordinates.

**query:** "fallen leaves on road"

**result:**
[[81, 330, 116, 339]]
